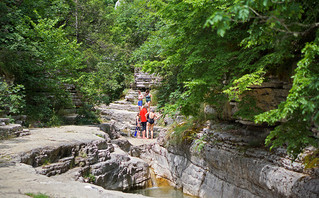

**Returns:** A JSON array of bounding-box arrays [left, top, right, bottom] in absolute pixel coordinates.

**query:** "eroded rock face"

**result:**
[[19, 131, 150, 192], [223, 77, 292, 125], [0, 122, 29, 139], [139, 126, 319, 198], [92, 153, 149, 191]]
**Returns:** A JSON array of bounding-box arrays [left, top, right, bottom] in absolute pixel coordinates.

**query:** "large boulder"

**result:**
[[91, 148, 150, 191]]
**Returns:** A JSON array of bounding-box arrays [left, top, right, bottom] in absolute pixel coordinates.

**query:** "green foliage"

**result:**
[[203, 0, 319, 157], [223, 69, 266, 101], [83, 172, 96, 183], [255, 41, 319, 157], [0, 78, 25, 116], [166, 119, 198, 146], [25, 193, 50, 198], [75, 103, 100, 125], [304, 150, 319, 169], [234, 95, 263, 121], [0, 0, 135, 125], [1, 0, 318, 158], [47, 110, 63, 127], [127, 0, 319, 157], [194, 134, 207, 153], [42, 159, 51, 166], [134, 0, 249, 117], [166, 106, 207, 146]]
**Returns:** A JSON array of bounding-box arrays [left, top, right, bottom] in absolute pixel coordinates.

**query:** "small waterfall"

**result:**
[[149, 168, 158, 187]]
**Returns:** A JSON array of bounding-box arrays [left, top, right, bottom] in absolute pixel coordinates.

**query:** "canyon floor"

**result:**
[[0, 125, 154, 198]]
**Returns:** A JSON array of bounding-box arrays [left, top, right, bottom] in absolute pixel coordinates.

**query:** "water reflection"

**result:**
[[131, 186, 196, 198]]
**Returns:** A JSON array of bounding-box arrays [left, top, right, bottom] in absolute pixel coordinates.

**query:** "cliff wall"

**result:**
[[138, 123, 319, 198]]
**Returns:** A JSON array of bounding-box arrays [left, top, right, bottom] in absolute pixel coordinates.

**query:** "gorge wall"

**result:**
[[98, 92, 319, 198], [137, 123, 319, 198]]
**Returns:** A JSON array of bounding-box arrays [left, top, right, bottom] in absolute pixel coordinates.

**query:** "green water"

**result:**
[[131, 186, 196, 198]]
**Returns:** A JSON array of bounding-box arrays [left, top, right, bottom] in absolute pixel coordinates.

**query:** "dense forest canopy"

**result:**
[[0, 0, 318, 157]]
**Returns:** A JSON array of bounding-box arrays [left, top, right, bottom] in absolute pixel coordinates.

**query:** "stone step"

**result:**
[[136, 84, 151, 88], [135, 77, 153, 82], [0, 118, 10, 126], [35, 156, 75, 177], [113, 100, 133, 105], [107, 103, 139, 112], [0, 124, 24, 139], [63, 114, 78, 125], [101, 109, 137, 117]]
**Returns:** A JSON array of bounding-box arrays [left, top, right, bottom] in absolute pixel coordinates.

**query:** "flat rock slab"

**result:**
[[0, 125, 105, 159], [126, 137, 157, 147], [0, 125, 147, 198], [0, 163, 146, 198]]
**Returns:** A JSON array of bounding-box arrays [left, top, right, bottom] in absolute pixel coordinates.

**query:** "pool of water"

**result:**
[[130, 186, 196, 198]]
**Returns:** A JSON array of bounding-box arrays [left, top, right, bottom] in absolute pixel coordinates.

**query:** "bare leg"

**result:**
[[146, 123, 150, 139], [142, 130, 145, 139], [150, 124, 154, 139], [137, 131, 141, 138], [147, 102, 151, 111]]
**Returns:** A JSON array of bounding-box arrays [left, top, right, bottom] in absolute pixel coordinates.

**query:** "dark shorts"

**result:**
[[148, 118, 154, 124], [141, 122, 147, 131], [138, 100, 143, 106]]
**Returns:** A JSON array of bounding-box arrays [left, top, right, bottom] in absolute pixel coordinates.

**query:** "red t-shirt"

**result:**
[[140, 108, 148, 122]]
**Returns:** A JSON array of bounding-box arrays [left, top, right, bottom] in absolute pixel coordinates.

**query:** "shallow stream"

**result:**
[[131, 186, 196, 198]]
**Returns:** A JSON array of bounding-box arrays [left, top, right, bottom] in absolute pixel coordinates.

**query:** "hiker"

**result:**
[[139, 105, 148, 139], [137, 90, 144, 111], [135, 112, 141, 138], [145, 89, 152, 111], [145, 109, 160, 139]]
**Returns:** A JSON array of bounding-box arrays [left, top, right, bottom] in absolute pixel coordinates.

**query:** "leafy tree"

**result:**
[[134, 0, 263, 116], [0, 78, 25, 116], [0, 0, 134, 124], [206, 0, 319, 157], [130, 0, 318, 157]]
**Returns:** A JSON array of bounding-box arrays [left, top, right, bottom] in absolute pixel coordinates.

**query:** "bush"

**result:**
[[75, 103, 100, 125], [0, 78, 25, 116]]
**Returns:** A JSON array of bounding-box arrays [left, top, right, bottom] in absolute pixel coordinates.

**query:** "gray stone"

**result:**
[[111, 138, 132, 152], [99, 122, 120, 140], [138, 127, 319, 198], [0, 125, 148, 198], [0, 124, 23, 138], [0, 118, 10, 125], [92, 153, 150, 191]]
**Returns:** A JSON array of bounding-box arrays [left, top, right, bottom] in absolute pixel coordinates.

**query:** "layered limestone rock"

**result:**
[[0, 125, 150, 197], [138, 123, 319, 198], [223, 77, 292, 126], [0, 118, 30, 139], [20, 129, 150, 192], [133, 68, 161, 90]]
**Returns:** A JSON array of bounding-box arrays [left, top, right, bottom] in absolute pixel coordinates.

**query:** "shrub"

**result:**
[[0, 78, 25, 116]]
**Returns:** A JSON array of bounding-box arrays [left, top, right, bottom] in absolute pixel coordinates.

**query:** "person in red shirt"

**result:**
[[139, 105, 148, 139]]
